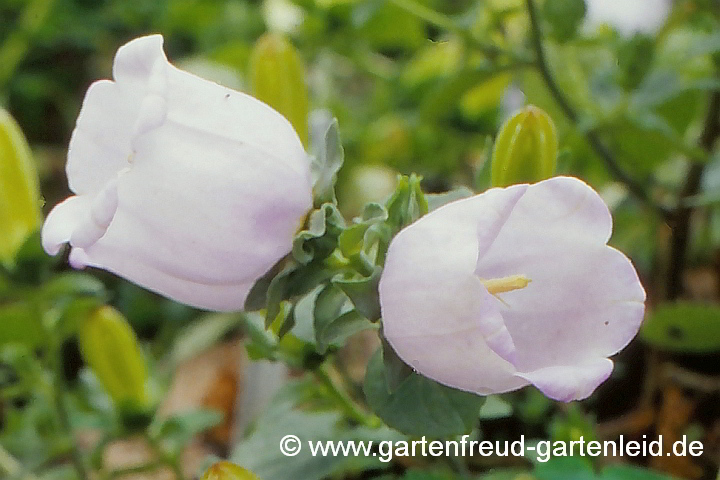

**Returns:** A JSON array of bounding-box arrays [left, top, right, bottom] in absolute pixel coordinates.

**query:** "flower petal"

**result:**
[[380, 185, 529, 393], [516, 358, 614, 402], [476, 177, 645, 374], [69, 246, 255, 311], [41, 196, 93, 255]]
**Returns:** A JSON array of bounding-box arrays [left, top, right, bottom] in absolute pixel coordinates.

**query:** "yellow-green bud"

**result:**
[[0, 108, 41, 264], [490, 105, 558, 188], [249, 33, 309, 148], [78, 306, 150, 412], [200, 462, 262, 480]]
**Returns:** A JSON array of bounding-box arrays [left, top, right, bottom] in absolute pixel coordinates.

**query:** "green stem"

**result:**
[[144, 434, 185, 480], [524, 0, 671, 220], [315, 363, 381, 428], [51, 342, 89, 480]]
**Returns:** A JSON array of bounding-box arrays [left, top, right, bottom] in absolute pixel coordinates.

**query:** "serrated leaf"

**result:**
[[332, 268, 382, 322], [363, 348, 484, 437], [231, 379, 405, 480], [310, 117, 344, 205], [426, 187, 474, 211], [640, 302, 720, 353]]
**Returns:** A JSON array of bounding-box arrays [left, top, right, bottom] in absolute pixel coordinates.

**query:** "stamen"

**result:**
[[480, 274, 531, 295]]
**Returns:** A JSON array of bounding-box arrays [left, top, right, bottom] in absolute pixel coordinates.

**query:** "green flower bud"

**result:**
[[0, 108, 41, 264], [491, 105, 558, 188], [200, 462, 262, 480], [78, 306, 150, 413], [249, 33, 309, 148]]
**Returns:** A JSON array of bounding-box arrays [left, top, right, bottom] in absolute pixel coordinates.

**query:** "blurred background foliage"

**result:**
[[1, 0, 719, 479]]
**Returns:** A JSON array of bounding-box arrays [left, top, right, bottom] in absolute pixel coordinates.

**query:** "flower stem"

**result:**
[[523, 0, 670, 220], [315, 363, 381, 428]]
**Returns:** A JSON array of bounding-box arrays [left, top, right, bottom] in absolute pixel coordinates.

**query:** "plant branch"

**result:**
[[666, 86, 720, 300], [524, 0, 670, 220]]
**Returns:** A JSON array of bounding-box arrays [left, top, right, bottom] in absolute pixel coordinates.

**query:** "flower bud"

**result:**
[[0, 108, 41, 264], [200, 462, 261, 480], [78, 306, 150, 412], [491, 105, 557, 188], [249, 33, 309, 148]]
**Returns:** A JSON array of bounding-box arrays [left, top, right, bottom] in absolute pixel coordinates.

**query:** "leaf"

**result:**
[[332, 268, 382, 322], [363, 348, 484, 437], [0, 301, 44, 349], [166, 313, 242, 368], [426, 187, 474, 211], [600, 465, 677, 480], [231, 379, 405, 480], [640, 302, 720, 353], [152, 408, 225, 454], [310, 117, 344, 205]]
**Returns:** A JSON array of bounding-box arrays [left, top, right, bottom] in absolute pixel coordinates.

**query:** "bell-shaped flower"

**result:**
[[42, 35, 312, 311], [379, 177, 645, 402]]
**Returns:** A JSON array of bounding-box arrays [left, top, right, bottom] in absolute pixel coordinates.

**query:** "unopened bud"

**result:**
[[78, 306, 150, 413], [200, 462, 262, 480], [491, 105, 558, 188], [249, 33, 309, 148], [0, 108, 41, 264]]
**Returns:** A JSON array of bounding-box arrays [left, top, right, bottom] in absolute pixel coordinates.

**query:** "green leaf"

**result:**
[[231, 379, 405, 480], [640, 302, 720, 353], [363, 348, 484, 437], [600, 465, 677, 480], [542, 0, 586, 42], [166, 313, 242, 368], [332, 268, 382, 322], [534, 456, 595, 480], [0, 301, 44, 348], [311, 118, 345, 205], [151, 408, 224, 454], [426, 187, 474, 211], [292, 203, 346, 265]]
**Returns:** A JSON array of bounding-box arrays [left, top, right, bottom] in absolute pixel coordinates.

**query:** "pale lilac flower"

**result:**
[[379, 177, 645, 402], [42, 35, 312, 311]]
